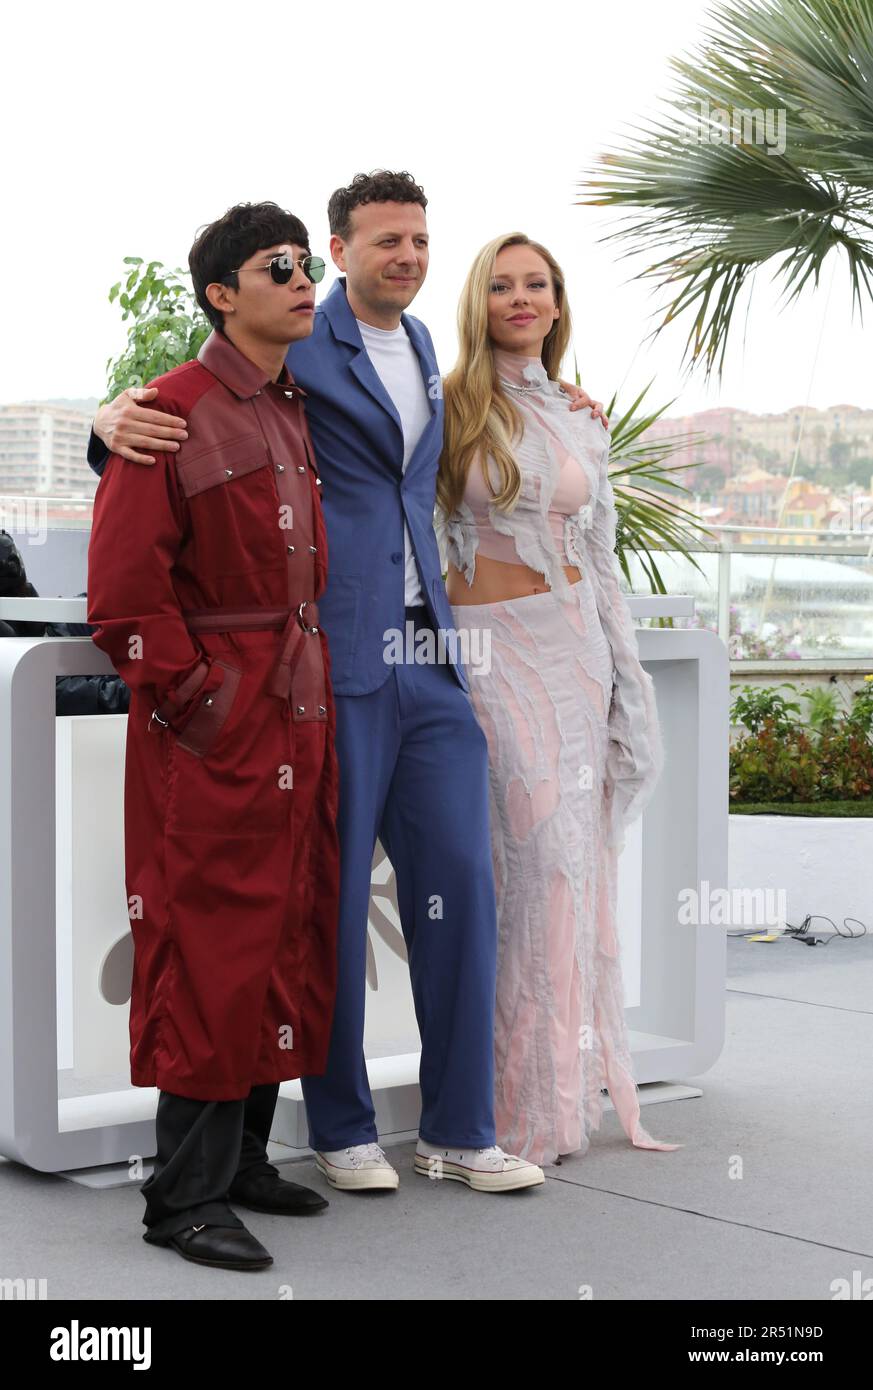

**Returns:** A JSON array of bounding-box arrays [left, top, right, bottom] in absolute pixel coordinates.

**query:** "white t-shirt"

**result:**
[[356, 317, 431, 607]]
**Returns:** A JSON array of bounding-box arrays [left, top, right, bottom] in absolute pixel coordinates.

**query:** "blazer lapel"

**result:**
[[349, 353, 404, 444], [321, 278, 403, 466], [398, 309, 442, 480], [321, 277, 442, 477]]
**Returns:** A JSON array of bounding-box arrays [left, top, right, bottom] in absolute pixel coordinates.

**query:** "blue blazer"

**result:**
[[286, 277, 468, 697]]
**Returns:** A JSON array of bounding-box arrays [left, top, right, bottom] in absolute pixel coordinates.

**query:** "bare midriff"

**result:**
[[445, 554, 582, 606]]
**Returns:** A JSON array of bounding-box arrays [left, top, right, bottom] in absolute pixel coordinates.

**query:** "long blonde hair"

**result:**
[[437, 232, 573, 517]]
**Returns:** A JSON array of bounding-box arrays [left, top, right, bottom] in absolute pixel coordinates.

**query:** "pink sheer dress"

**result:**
[[438, 348, 680, 1165]]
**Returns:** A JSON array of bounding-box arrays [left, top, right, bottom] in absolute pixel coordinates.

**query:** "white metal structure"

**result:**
[[0, 596, 726, 1171]]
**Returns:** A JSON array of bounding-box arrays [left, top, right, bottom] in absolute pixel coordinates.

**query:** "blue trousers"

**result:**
[[301, 605, 498, 1150]]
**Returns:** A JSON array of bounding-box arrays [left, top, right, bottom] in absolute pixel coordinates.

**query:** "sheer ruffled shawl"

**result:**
[[436, 364, 664, 855]]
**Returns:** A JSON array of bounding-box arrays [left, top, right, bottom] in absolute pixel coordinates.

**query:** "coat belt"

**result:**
[[181, 602, 321, 702]]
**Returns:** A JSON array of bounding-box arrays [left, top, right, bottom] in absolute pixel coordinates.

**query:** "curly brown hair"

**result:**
[[327, 170, 428, 242]]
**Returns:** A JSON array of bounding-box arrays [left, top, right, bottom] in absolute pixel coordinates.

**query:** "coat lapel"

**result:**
[[321, 278, 441, 475], [397, 309, 442, 481], [321, 278, 402, 462]]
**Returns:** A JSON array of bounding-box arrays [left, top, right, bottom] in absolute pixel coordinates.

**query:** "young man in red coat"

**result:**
[[87, 202, 340, 1272]]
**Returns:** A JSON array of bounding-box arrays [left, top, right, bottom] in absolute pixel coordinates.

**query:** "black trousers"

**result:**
[[141, 1082, 281, 1243]]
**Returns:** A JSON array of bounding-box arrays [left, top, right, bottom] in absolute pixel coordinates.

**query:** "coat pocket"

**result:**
[[167, 660, 290, 835], [175, 660, 243, 757], [176, 434, 271, 498], [288, 630, 328, 723], [316, 574, 361, 687], [179, 436, 283, 581]]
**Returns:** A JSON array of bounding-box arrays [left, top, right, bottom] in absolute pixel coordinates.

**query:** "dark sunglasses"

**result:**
[[229, 252, 326, 286]]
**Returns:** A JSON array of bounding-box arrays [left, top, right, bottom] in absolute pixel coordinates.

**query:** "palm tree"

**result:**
[[596, 382, 714, 592], [578, 0, 873, 379]]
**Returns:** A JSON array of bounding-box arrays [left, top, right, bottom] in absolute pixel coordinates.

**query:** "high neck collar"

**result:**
[[492, 346, 549, 388], [198, 329, 300, 400]]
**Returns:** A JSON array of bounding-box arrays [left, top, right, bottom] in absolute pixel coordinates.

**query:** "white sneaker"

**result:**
[[315, 1143, 400, 1191], [414, 1140, 544, 1192]]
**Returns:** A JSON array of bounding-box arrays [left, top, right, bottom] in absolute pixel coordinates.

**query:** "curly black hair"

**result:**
[[327, 170, 427, 242], [189, 201, 311, 331]]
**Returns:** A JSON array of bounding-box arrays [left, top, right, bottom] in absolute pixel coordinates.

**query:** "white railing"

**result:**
[[628, 523, 873, 661], [4, 496, 873, 659]]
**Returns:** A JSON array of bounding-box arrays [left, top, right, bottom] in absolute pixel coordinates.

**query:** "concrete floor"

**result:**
[[2, 934, 871, 1300]]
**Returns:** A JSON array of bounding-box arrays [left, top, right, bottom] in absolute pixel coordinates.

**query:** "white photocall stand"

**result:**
[[0, 596, 727, 1176]]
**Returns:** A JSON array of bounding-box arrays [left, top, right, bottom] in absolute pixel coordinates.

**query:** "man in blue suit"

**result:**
[[283, 173, 536, 1191], [89, 173, 601, 1196]]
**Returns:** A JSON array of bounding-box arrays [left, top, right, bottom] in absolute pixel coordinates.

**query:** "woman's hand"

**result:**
[[558, 379, 609, 429]]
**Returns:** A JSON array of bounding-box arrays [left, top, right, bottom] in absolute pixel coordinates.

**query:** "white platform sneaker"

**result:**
[[315, 1143, 400, 1191], [414, 1140, 545, 1192]]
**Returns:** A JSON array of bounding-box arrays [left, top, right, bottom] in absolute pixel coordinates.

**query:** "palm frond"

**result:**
[[578, 0, 873, 377], [574, 371, 716, 586]]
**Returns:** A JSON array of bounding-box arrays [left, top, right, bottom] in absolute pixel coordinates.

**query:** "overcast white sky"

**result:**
[[2, 0, 870, 417]]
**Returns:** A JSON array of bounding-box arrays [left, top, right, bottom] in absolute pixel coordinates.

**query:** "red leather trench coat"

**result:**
[[86, 330, 340, 1101]]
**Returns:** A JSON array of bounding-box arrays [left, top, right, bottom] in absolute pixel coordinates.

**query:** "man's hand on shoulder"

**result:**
[[557, 379, 609, 430], [94, 386, 189, 465]]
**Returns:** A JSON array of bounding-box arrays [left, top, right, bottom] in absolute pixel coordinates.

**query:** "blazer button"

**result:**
[[316, 477, 322, 486], [309, 545, 317, 554], [297, 465, 305, 473], [318, 705, 326, 714], [204, 696, 213, 707], [287, 545, 295, 554], [225, 469, 233, 477], [297, 705, 305, 714], [391, 552, 402, 563], [277, 463, 285, 473]]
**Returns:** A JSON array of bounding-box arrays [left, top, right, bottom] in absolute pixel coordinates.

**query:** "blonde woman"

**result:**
[[436, 233, 681, 1166]]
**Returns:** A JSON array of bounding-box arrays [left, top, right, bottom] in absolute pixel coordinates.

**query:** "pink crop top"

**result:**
[[461, 348, 592, 566]]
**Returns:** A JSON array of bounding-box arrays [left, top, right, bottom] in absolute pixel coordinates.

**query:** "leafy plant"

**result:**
[[103, 258, 209, 403], [800, 685, 840, 730], [729, 677, 873, 803], [574, 366, 717, 594], [846, 673, 873, 735], [816, 725, 873, 799], [729, 722, 819, 802], [578, 0, 873, 379], [730, 682, 802, 734]]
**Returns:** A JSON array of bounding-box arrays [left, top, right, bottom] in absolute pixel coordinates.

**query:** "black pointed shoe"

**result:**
[[166, 1224, 273, 1271], [228, 1170, 329, 1215]]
